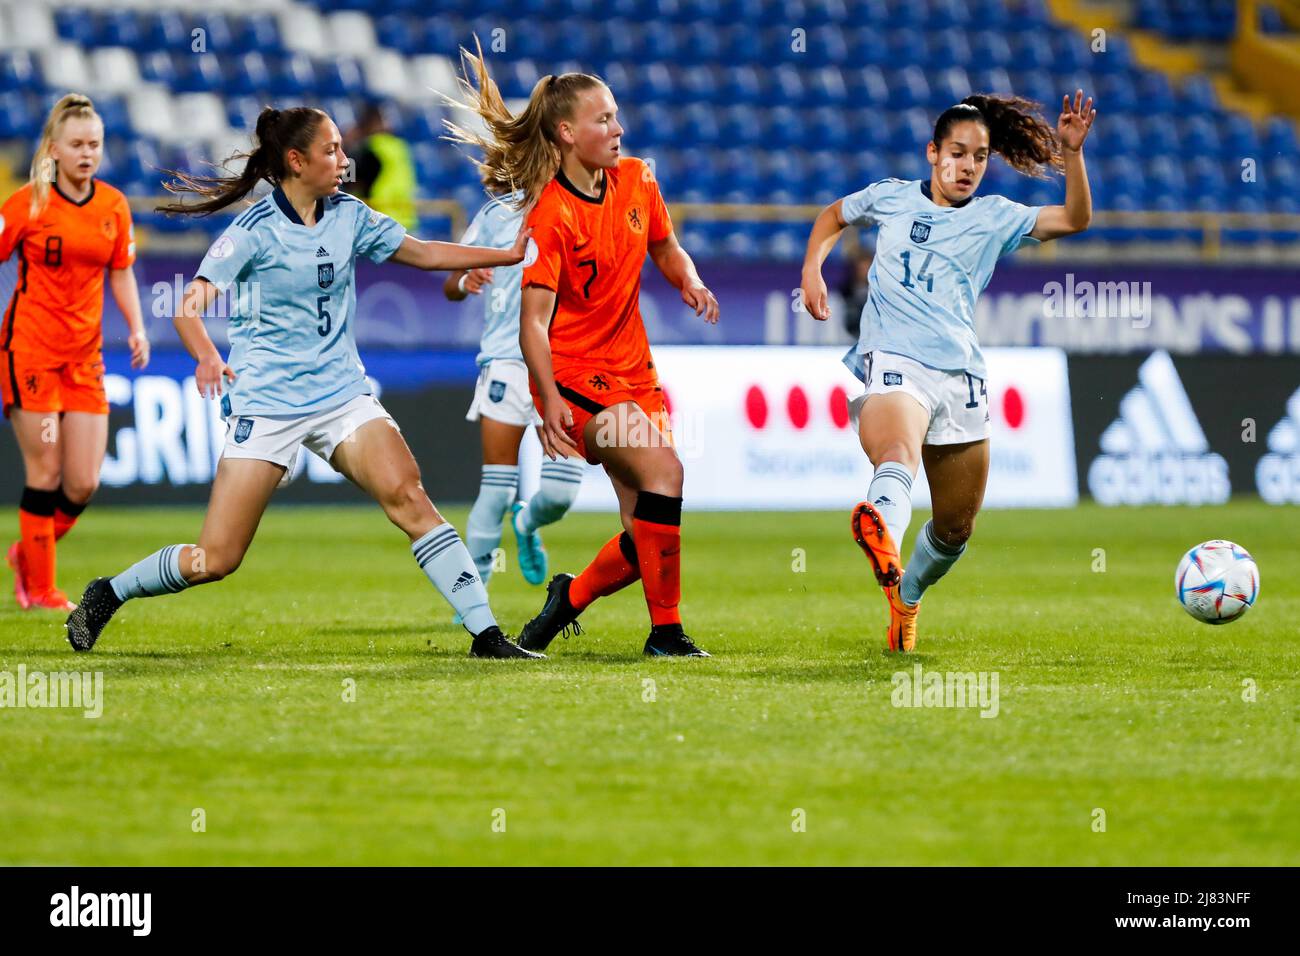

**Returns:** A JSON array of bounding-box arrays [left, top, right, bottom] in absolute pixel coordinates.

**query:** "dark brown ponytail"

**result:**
[[933, 94, 1062, 179], [156, 106, 327, 216]]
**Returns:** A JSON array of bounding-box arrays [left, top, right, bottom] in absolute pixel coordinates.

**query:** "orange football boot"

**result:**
[[7, 541, 30, 609], [28, 588, 76, 611], [851, 500, 902, 587], [884, 582, 920, 652]]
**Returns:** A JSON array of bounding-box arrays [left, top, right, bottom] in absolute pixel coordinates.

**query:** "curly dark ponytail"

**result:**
[[156, 106, 328, 216], [933, 94, 1062, 180]]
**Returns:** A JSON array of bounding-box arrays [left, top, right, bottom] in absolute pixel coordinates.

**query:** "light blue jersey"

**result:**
[[460, 191, 524, 366], [840, 178, 1041, 380], [195, 186, 406, 416]]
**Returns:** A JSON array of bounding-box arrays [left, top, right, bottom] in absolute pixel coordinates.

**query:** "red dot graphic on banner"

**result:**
[[745, 385, 767, 429], [787, 385, 809, 429], [1002, 385, 1024, 429], [829, 385, 849, 429]]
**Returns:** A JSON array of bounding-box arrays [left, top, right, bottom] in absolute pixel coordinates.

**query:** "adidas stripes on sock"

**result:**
[[110, 544, 193, 601], [866, 461, 915, 547], [412, 524, 496, 634]]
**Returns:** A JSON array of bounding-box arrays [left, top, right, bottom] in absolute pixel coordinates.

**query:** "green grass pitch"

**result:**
[[0, 501, 1295, 866]]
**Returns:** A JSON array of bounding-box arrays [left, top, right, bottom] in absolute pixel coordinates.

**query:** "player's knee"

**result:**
[[61, 479, 98, 505], [933, 515, 976, 549], [26, 460, 61, 489], [385, 477, 434, 525], [192, 548, 242, 583], [868, 440, 918, 470], [641, 452, 683, 497]]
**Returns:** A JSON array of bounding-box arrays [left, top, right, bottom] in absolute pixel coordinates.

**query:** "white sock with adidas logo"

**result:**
[[411, 524, 495, 635], [866, 461, 915, 547]]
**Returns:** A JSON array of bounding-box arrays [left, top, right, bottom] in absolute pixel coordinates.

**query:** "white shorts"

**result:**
[[465, 358, 540, 427], [221, 393, 398, 483], [850, 351, 991, 446]]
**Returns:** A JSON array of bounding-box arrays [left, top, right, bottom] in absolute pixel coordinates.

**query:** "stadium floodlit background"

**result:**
[[0, 0, 1297, 867]]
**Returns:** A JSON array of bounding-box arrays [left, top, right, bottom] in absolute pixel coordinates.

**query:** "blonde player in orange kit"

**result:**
[[0, 94, 149, 610], [445, 46, 720, 657]]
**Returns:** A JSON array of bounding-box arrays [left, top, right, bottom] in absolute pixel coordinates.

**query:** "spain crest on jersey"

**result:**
[[234, 418, 254, 443], [909, 221, 931, 244], [317, 263, 334, 289]]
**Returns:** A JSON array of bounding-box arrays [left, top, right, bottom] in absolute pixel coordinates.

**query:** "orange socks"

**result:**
[[18, 487, 58, 595], [631, 492, 682, 627], [569, 531, 640, 611], [53, 487, 86, 541]]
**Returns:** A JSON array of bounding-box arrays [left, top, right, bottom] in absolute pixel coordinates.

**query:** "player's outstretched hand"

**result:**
[[196, 351, 236, 399], [462, 268, 493, 294], [1058, 89, 1096, 152], [539, 393, 579, 461], [128, 331, 151, 370], [801, 270, 830, 321], [682, 281, 719, 324]]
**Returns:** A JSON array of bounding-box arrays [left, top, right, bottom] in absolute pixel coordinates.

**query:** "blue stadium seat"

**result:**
[[374, 15, 419, 56], [141, 11, 190, 52], [1263, 117, 1299, 156], [845, 67, 890, 108], [316, 58, 365, 98], [55, 9, 97, 47], [1136, 71, 1177, 113], [98, 11, 144, 50], [234, 14, 286, 56], [270, 54, 318, 98], [0, 52, 42, 93], [173, 54, 225, 95], [138, 51, 179, 89], [890, 66, 930, 110]]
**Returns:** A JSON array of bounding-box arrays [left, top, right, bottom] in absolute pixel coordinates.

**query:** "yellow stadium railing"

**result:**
[[128, 196, 1300, 261]]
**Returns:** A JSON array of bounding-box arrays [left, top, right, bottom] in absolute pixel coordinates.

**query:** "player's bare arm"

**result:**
[[800, 198, 849, 322], [1030, 90, 1096, 242], [442, 268, 493, 301], [389, 225, 531, 272], [648, 231, 719, 323], [108, 266, 150, 370], [173, 278, 235, 398], [519, 284, 578, 460]]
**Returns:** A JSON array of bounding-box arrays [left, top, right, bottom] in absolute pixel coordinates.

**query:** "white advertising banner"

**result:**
[[569, 346, 1077, 511]]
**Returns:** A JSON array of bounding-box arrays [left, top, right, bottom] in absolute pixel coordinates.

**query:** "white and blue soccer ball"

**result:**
[[1175, 540, 1260, 625]]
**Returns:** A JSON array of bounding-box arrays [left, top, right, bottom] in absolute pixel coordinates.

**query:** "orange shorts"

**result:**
[[534, 364, 673, 465], [0, 350, 108, 417]]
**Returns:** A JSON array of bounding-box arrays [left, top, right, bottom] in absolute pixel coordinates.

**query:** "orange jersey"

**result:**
[[0, 179, 135, 361], [522, 156, 672, 379]]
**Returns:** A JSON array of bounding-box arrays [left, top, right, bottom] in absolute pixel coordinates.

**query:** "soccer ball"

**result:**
[[1175, 540, 1260, 625]]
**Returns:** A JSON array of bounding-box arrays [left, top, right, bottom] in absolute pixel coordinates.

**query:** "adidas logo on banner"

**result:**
[[1256, 386, 1300, 504], [1087, 350, 1229, 505], [450, 571, 478, 593], [316, 246, 329, 257]]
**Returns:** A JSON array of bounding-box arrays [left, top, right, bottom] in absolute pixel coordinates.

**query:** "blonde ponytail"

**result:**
[[30, 93, 100, 217], [441, 39, 606, 208]]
